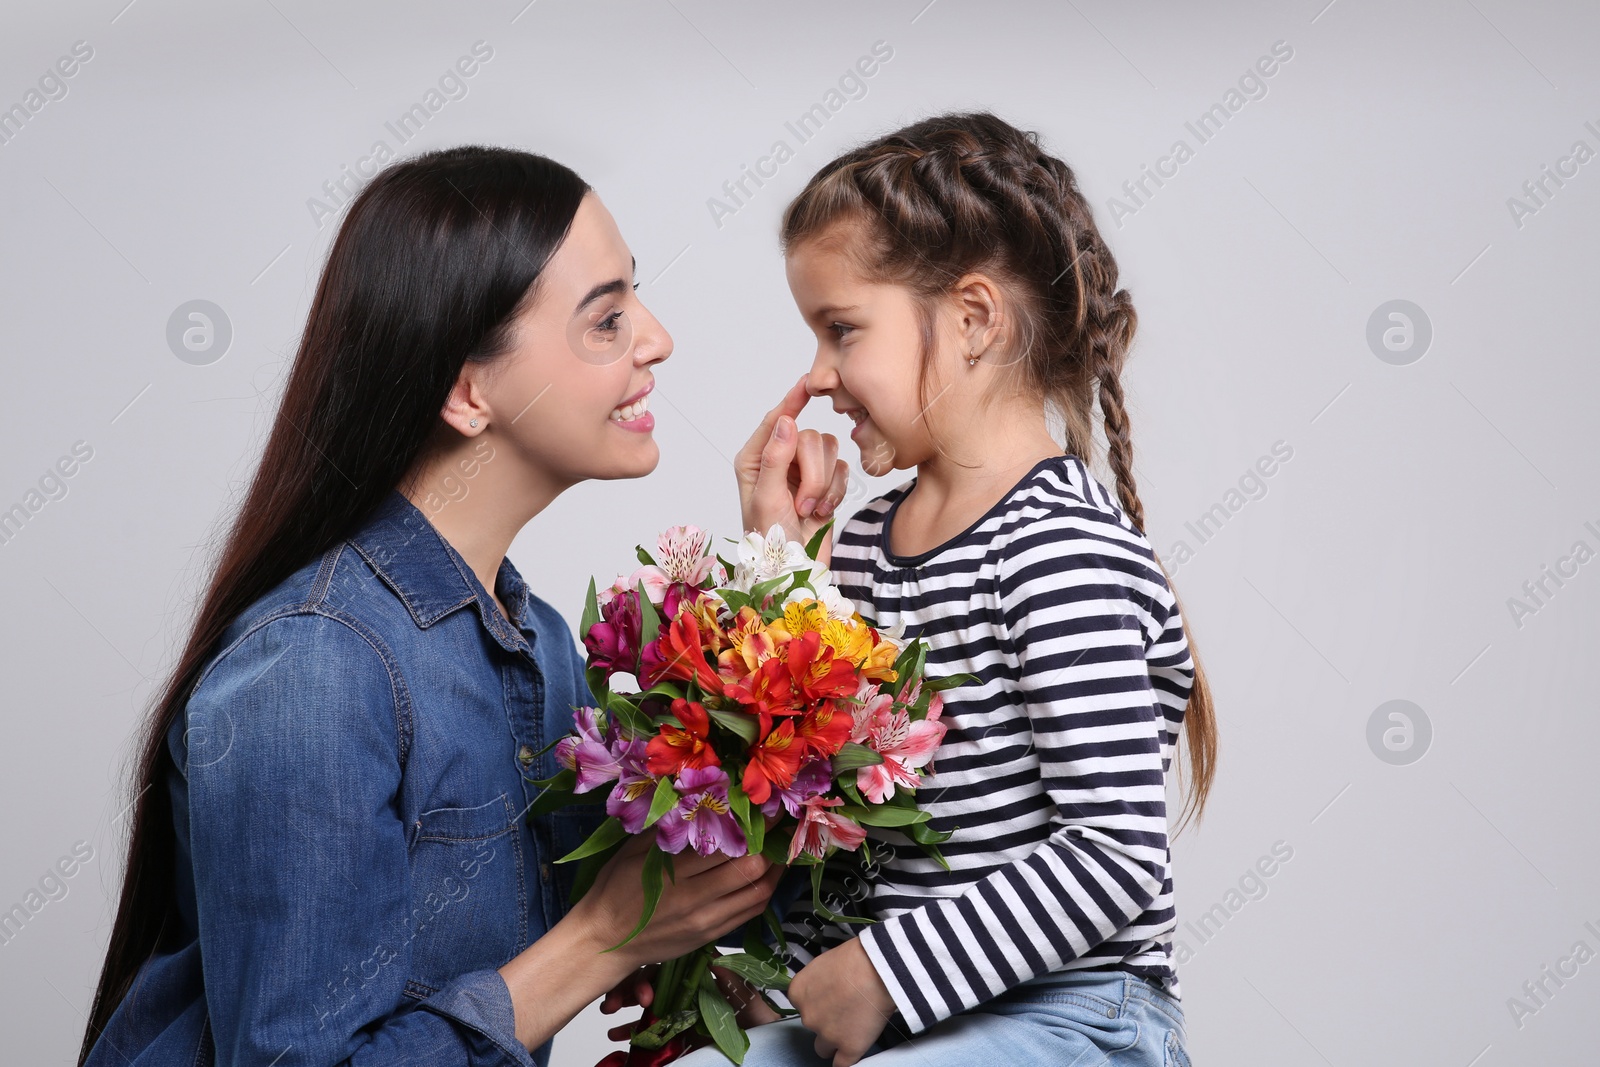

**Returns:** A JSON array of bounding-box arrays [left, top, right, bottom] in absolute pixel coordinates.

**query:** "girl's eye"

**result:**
[[828, 322, 855, 340]]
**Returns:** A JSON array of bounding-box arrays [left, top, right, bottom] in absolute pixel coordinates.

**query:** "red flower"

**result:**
[[795, 700, 854, 758], [646, 699, 722, 777], [722, 655, 801, 732], [742, 718, 805, 806], [787, 631, 858, 703], [653, 612, 723, 695]]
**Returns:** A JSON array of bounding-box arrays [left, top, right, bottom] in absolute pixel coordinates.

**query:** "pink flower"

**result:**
[[655, 764, 748, 858], [632, 526, 718, 605], [856, 702, 946, 805], [788, 794, 868, 862]]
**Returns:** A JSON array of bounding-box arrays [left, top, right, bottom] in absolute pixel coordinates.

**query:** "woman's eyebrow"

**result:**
[[573, 256, 638, 314]]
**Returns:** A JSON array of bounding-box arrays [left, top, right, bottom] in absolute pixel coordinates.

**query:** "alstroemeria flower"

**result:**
[[857, 702, 946, 804], [656, 764, 746, 857], [722, 656, 800, 734], [729, 524, 810, 593], [787, 631, 859, 704], [650, 612, 723, 694], [584, 589, 642, 678], [555, 706, 624, 793], [741, 718, 805, 806], [782, 570, 855, 622], [606, 739, 656, 833], [788, 793, 868, 862], [758, 756, 833, 819], [646, 698, 722, 777], [795, 699, 854, 759]]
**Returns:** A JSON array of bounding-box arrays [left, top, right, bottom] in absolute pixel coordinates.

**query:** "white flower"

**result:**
[[733, 524, 810, 589]]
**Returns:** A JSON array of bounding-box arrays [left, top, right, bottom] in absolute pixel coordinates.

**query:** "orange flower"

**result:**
[[716, 606, 781, 689], [742, 718, 805, 806], [646, 698, 722, 776]]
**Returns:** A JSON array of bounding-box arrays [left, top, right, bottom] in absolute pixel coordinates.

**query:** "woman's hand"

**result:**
[[736, 375, 849, 564], [571, 827, 784, 974]]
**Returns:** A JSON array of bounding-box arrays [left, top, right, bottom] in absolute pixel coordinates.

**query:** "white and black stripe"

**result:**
[[780, 455, 1193, 1035]]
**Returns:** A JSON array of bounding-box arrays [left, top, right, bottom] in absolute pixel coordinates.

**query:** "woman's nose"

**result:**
[[633, 309, 672, 367]]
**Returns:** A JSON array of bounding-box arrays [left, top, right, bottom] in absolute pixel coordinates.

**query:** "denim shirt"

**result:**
[[86, 489, 609, 1067]]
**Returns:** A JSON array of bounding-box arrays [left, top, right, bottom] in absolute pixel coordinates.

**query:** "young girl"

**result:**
[[696, 112, 1219, 1066]]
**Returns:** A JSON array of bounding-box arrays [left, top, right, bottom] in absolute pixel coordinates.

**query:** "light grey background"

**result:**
[[2, 1, 1596, 1064]]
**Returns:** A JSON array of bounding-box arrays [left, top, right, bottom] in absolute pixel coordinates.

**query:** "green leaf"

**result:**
[[579, 576, 601, 642], [715, 587, 753, 615], [638, 580, 662, 650], [710, 952, 790, 991], [698, 967, 750, 1064], [643, 774, 679, 829], [626, 1008, 699, 1049], [839, 778, 866, 807], [922, 671, 977, 692], [762, 902, 789, 955], [585, 665, 610, 707], [760, 827, 792, 866], [830, 742, 885, 773], [555, 816, 627, 864], [809, 861, 875, 925], [748, 572, 791, 610], [804, 518, 835, 561], [837, 803, 932, 828], [602, 846, 664, 953], [707, 706, 757, 744], [727, 779, 764, 858], [636, 545, 658, 568]]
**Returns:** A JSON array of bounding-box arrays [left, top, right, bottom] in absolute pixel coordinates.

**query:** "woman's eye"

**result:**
[[597, 309, 624, 334]]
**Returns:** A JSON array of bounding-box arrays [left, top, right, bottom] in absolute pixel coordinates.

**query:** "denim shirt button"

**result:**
[[517, 745, 535, 767], [539, 861, 551, 883]]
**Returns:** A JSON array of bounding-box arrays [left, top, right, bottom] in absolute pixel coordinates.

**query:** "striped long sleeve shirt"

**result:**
[[778, 454, 1195, 1035]]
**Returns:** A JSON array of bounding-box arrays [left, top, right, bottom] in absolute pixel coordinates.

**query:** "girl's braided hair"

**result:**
[[781, 111, 1216, 825]]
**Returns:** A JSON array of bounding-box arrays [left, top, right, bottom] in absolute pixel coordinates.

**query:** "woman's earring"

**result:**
[[968, 354, 979, 366], [469, 419, 479, 428]]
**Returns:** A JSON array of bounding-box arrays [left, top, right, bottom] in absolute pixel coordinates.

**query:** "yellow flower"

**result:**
[[861, 636, 900, 684], [781, 600, 828, 640], [819, 618, 872, 666]]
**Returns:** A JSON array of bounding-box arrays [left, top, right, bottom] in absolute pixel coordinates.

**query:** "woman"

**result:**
[[77, 146, 841, 1067]]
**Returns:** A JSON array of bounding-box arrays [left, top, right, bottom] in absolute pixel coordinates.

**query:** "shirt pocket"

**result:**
[[542, 803, 610, 916], [404, 793, 527, 997]]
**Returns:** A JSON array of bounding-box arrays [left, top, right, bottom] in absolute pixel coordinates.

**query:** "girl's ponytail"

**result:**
[[782, 111, 1217, 828]]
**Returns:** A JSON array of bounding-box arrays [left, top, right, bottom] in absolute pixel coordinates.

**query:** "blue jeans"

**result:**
[[676, 970, 1191, 1066]]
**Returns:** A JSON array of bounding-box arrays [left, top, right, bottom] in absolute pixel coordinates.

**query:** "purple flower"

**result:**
[[606, 737, 655, 833], [655, 764, 747, 858], [584, 590, 643, 677], [554, 707, 626, 793], [759, 756, 834, 819]]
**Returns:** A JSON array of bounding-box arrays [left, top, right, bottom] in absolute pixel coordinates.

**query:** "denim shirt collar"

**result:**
[[347, 488, 538, 656]]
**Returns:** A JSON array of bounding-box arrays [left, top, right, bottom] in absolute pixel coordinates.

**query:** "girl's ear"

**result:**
[[951, 272, 1007, 358], [439, 365, 492, 436]]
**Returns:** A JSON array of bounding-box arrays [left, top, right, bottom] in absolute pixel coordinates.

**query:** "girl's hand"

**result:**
[[788, 938, 896, 1067], [736, 375, 849, 564], [571, 828, 784, 974]]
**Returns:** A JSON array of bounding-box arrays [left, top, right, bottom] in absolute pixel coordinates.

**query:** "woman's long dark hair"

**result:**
[[79, 146, 589, 1063]]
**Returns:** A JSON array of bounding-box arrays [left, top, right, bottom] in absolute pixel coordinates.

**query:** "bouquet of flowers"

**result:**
[[525, 523, 968, 1065]]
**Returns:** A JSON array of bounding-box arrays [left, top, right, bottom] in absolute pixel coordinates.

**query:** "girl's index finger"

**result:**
[[745, 375, 812, 449]]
